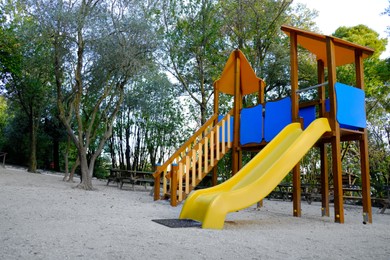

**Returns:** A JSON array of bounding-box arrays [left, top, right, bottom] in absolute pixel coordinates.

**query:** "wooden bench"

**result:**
[[267, 183, 321, 204], [106, 168, 122, 186], [106, 169, 155, 190], [342, 185, 362, 204], [118, 170, 154, 190], [377, 185, 390, 214], [379, 199, 390, 213], [268, 183, 293, 201]]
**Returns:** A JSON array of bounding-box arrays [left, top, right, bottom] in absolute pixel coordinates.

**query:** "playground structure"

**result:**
[[153, 25, 374, 228]]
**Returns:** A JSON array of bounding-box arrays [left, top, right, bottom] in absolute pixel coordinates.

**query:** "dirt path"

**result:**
[[1, 166, 389, 259]]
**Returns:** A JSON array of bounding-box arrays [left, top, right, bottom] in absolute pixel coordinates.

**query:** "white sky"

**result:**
[[293, 0, 390, 58]]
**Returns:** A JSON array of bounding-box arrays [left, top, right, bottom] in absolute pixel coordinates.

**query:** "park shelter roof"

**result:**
[[281, 25, 374, 67], [214, 49, 263, 96]]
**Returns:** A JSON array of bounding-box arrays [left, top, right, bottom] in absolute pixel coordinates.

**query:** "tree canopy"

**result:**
[[0, 0, 388, 192]]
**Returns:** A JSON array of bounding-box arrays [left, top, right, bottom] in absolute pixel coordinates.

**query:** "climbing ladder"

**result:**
[[153, 111, 233, 206]]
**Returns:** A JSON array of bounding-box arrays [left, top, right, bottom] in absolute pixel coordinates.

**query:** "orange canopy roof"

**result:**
[[281, 25, 374, 67], [214, 49, 264, 96]]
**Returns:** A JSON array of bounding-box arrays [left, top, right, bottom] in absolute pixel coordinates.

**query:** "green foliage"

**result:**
[[92, 155, 111, 179], [155, 0, 228, 124], [332, 25, 390, 196], [1, 108, 29, 165], [0, 0, 55, 171], [334, 25, 387, 59], [0, 96, 8, 147], [0, 0, 388, 193]]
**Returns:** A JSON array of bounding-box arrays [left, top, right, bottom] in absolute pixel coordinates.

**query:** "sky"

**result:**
[[293, 0, 390, 58]]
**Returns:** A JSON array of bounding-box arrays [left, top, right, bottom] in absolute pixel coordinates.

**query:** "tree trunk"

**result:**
[[133, 127, 142, 171], [109, 135, 117, 168], [53, 138, 60, 172], [119, 124, 125, 169], [77, 151, 93, 190], [28, 114, 37, 173], [63, 135, 70, 181], [65, 157, 79, 183], [69, 158, 80, 182], [200, 102, 207, 126], [125, 126, 131, 170]]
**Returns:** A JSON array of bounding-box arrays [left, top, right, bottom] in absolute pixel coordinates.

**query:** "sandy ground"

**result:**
[[0, 166, 389, 260]]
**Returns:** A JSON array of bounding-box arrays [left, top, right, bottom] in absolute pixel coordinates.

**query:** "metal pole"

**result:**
[[296, 81, 328, 93]]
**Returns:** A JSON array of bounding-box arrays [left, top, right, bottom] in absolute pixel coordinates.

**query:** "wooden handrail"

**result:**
[[153, 110, 233, 203], [171, 112, 233, 204], [152, 113, 218, 178]]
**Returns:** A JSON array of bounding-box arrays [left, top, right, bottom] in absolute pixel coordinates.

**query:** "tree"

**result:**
[[0, 1, 54, 172], [220, 0, 319, 100], [154, 0, 227, 125], [0, 96, 8, 148], [333, 25, 390, 195], [43, 112, 67, 172], [31, 0, 156, 189], [129, 70, 187, 168], [109, 68, 187, 171]]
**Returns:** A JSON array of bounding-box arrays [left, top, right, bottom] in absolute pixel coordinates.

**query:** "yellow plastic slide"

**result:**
[[179, 118, 331, 229]]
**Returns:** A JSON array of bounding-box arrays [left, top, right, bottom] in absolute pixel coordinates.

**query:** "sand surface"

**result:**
[[0, 166, 389, 260]]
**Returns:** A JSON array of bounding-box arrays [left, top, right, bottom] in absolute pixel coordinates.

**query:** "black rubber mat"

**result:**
[[152, 219, 202, 228]]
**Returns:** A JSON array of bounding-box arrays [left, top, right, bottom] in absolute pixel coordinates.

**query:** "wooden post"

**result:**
[[153, 164, 161, 201], [258, 80, 265, 104], [212, 167, 218, 186], [318, 59, 329, 217], [212, 83, 219, 185], [170, 164, 178, 207], [317, 60, 327, 117], [355, 50, 372, 223], [290, 31, 301, 217], [326, 36, 344, 223], [320, 145, 329, 217], [232, 50, 241, 176]]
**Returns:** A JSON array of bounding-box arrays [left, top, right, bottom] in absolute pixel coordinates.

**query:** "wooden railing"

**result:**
[[153, 111, 233, 205]]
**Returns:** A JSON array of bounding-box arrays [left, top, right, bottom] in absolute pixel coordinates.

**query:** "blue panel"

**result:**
[[264, 97, 292, 142], [299, 106, 316, 129], [218, 115, 234, 142], [335, 82, 366, 128], [325, 98, 330, 112], [240, 104, 263, 145]]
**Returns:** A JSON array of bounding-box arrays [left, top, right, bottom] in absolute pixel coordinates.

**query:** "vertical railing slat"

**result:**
[[178, 163, 183, 202], [163, 169, 167, 195], [170, 165, 178, 206], [227, 114, 231, 148], [210, 130, 214, 167], [204, 137, 209, 173], [185, 156, 190, 194], [192, 151, 196, 186], [216, 125, 220, 160], [222, 119, 226, 154], [198, 143, 202, 180], [155, 112, 233, 205]]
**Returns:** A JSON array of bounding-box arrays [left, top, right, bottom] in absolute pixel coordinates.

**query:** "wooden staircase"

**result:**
[[153, 112, 233, 206]]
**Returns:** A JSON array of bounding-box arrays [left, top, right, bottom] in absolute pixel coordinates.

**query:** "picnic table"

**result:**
[[268, 183, 319, 204], [377, 185, 390, 214], [106, 169, 154, 190], [106, 168, 121, 186], [341, 184, 390, 213], [342, 185, 362, 203]]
